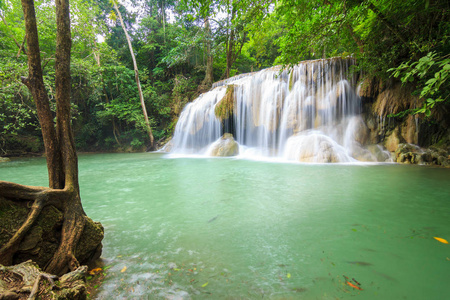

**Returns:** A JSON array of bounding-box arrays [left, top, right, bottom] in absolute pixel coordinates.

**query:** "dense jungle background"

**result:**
[[1, 0, 449, 155]]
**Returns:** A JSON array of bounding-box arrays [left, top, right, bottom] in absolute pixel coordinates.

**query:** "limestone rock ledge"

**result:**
[[394, 143, 450, 167]]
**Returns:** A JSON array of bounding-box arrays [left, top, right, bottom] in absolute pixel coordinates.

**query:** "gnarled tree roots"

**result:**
[[0, 260, 87, 300], [0, 181, 103, 276]]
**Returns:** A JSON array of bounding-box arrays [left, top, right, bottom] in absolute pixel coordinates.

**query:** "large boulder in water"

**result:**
[[208, 133, 239, 157], [284, 132, 353, 163]]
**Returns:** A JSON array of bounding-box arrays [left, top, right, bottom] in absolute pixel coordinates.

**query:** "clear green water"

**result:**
[[1, 153, 449, 299]]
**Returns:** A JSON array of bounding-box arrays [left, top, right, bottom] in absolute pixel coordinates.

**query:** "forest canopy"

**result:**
[[0, 0, 448, 154]]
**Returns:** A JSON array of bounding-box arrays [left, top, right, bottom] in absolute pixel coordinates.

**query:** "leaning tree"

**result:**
[[0, 0, 103, 275]]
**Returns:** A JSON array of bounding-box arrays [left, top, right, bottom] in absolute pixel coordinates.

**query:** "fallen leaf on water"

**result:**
[[202, 282, 209, 287], [346, 281, 363, 291], [352, 278, 361, 286], [433, 237, 448, 244], [287, 273, 291, 278], [121, 266, 127, 273], [89, 268, 102, 275]]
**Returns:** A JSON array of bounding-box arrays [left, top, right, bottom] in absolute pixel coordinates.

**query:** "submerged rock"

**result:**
[[208, 133, 239, 157]]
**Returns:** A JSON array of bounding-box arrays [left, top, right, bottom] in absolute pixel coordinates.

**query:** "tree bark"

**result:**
[[113, 0, 155, 149], [20, 0, 63, 189]]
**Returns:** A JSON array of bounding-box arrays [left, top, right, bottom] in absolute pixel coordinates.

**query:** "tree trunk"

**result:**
[[113, 0, 155, 149], [225, 5, 236, 79], [19, 0, 63, 189], [0, 0, 103, 276], [201, 17, 213, 88]]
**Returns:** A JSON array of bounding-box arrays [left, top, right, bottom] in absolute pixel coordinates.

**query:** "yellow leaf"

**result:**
[[121, 266, 127, 273], [287, 273, 291, 278], [89, 268, 102, 275], [202, 282, 209, 287], [434, 237, 449, 244]]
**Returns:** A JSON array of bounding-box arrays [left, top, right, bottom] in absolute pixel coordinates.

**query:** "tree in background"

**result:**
[[111, 0, 155, 149]]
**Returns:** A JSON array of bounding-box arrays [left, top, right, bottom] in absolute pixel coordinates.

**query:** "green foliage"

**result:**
[[4, 0, 447, 154], [389, 52, 450, 116]]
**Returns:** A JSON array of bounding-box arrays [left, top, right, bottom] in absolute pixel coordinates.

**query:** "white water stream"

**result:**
[[167, 58, 387, 163]]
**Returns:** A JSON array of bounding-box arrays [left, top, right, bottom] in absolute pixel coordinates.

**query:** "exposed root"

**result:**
[[45, 193, 86, 275], [0, 181, 48, 201], [0, 260, 87, 300], [0, 193, 47, 266], [0, 180, 87, 276], [28, 272, 58, 300]]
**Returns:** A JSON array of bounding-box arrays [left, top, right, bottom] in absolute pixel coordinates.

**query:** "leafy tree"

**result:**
[[0, 0, 103, 275]]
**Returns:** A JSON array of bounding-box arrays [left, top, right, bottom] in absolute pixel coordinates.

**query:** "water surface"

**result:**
[[1, 153, 449, 299]]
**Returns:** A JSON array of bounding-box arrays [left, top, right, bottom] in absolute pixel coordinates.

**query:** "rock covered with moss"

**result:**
[[0, 196, 103, 271], [214, 85, 235, 121], [394, 143, 450, 167]]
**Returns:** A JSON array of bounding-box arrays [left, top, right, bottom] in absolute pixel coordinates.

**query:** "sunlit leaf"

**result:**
[[202, 282, 209, 287], [433, 237, 448, 244], [346, 281, 363, 290], [287, 273, 291, 278], [121, 266, 127, 272]]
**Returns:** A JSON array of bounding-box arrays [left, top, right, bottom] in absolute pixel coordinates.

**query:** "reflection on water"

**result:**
[[1, 153, 449, 299]]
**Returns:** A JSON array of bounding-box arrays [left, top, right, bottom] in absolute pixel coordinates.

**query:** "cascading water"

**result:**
[[167, 58, 386, 163]]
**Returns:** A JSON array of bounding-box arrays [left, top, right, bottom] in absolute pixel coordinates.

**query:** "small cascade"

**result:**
[[167, 58, 390, 163]]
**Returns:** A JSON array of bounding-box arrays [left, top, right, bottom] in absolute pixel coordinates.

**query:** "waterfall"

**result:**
[[167, 58, 386, 163]]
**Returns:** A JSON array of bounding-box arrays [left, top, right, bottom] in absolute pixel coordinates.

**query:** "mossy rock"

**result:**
[[0, 196, 103, 269], [75, 217, 104, 264], [215, 85, 235, 121]]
